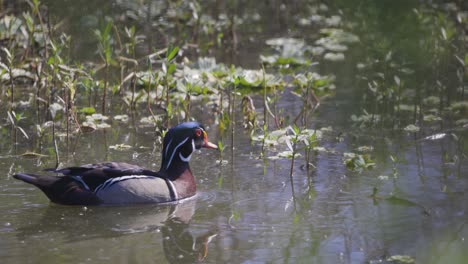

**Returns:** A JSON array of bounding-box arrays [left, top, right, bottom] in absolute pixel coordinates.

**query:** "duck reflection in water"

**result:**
[[16, 197, 217, 263], [162, 209, 217, 263], [161, 198, 218, 263]]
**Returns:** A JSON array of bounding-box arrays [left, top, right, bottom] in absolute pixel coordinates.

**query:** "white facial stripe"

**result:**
[[165, 137, 190, 170], [165, 138, 173, 157], [179, 139, 195, 162]]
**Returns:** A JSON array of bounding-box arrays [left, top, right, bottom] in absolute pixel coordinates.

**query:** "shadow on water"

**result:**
[[13, 198, 217, 264]]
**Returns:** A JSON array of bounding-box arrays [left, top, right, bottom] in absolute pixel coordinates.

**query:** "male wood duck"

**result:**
[[13, 122, 217, 205]]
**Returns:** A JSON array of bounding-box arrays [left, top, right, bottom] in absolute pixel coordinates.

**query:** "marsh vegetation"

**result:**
[[0, 0, 467, 263]]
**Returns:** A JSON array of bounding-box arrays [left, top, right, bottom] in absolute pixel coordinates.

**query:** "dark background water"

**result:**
[[0, 0, 467, 263]]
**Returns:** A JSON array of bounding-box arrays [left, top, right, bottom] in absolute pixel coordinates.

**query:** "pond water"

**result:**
[[1, 1, 467, 263]]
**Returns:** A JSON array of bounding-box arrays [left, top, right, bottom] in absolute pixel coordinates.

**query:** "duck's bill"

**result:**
[[202, 140, 218, 149], [202, 131, 218, 149]]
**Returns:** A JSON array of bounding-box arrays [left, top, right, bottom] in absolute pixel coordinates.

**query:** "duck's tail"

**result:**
[[13, 173, 100, 205], [13, 173, 45, 187]]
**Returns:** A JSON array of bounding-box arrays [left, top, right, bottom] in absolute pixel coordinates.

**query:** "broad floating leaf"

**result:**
[[323, 52, 345, 61], [114, 115, 129, 122], [403, 124, 420, 132], [109, 144, 132, 150], [386, 255, 415, 263]]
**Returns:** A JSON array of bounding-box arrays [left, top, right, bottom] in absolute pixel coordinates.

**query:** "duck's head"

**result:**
[[161, 122, 217, 171]]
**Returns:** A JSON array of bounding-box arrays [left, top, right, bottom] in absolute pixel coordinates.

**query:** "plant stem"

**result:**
[[289, 144, 296, 178], [52, 121, 59, 169], [102, 62, 108, 115], [262, 65, 267, 156]]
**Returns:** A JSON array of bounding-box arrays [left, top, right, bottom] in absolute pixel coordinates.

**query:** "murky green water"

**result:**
[[1, 1, 467, 263]]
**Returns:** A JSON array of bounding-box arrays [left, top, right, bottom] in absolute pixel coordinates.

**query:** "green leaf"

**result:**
[[217, 141, 225, 151], [385, 196, 419, 207], [80, 107, 96, 115], [167, 63, 176, 75], [166, 46, 180, 62]]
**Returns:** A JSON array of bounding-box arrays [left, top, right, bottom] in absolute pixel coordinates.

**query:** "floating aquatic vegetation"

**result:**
[[265, 38, 306, 56], [253, 127, 322, 147], [268, 150, 301, 160], [455, 119, 468, 127], [80, 122, 96, 133], [319, 28, 360, 44], [140, 116, 163, 126], [260, 55, 311, 68], [114, 115, 129, 122], [325, 15, 342, 27], [403, 124, 420, 132], [262, 38, 311, 68], [0, 68, 36, 83], [81, 114, 111, 130], [422, 114, 442, 122], [422, 96, 440, 106], [351, 110, 381, 127], [448, 101, 468, 114], [311, 28, 359, 62], [109, 144, 132, 150], [232, 69, 283, 90], [356, 145, 374, 152], [386, 255, 415, 263], [377, 175, 389, 181], [343, 152, 375, 171], [86, 113, 109, 122], [293, 72, 336, 95], [397, 104, 417, 113], [323, 52, 345, 61]]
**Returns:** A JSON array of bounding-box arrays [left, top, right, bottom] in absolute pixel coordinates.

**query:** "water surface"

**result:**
[[1, 1, 467, 263]]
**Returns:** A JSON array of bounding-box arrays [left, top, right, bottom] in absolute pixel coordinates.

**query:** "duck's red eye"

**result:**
[[195, 129, 202, 137]]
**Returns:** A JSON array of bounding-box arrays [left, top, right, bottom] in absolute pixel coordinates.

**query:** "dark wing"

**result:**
[[14, 173, 101, 205], [47, 162, 160, 191]]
